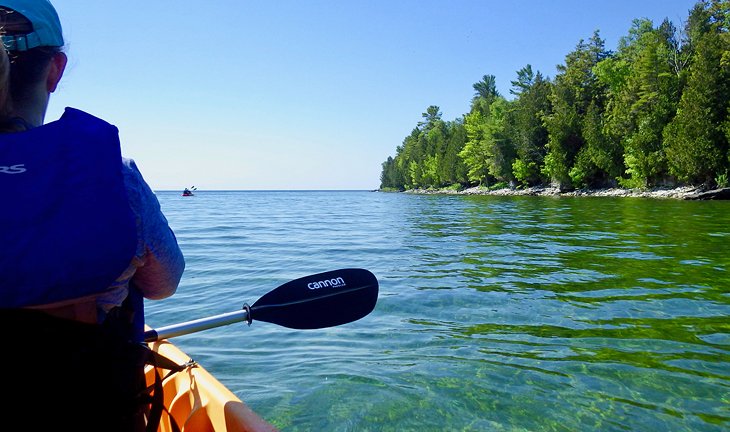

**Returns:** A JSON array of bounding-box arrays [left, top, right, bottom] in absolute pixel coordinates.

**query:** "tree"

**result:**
[[471, 74, 500, 115], [439, 119, 469, 186], [380, 156, 404, 190], [460, 110, 491, 185], [395, 128, 421, 189], [418, 105, 443, 130], [507, 65, 552, 186], [378, 0, 730, 190], [543, 31, 610, 188], [664, 0, 730, 185], [595, 18, 682, 187], [510, 64, 536, 95], [460, 96, 514, 185]]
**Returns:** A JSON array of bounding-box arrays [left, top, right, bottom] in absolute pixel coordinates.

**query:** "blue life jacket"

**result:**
[[0, 109, 183, 430], [0, 108, 136, 308]]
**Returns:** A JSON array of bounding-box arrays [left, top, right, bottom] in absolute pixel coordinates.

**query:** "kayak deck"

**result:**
[[145, 339, 278, 432]]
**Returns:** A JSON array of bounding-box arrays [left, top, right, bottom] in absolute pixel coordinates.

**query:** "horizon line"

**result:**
[[155, 189, 379, 192]]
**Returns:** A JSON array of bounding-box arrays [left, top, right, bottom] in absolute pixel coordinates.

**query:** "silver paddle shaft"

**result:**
[[144, 306, 250, 342]]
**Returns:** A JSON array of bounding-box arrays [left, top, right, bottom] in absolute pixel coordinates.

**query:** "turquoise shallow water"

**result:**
[[145, 190, 730, 431]]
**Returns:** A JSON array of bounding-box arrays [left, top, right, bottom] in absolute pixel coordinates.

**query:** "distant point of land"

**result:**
[[389, 186, 730, 200]]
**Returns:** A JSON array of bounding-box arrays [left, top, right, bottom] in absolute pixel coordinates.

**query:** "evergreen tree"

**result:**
[[595, 19, 681, 187], [543, 31, 610, 188], [380, 156, 404, 190], [378, 0, 729, 191], [471, 75, 500, 115], [395, 128, 421, 189], [508, 65, 552, 186], [664, 0, 730, 185], [439, 119, 469, 186]]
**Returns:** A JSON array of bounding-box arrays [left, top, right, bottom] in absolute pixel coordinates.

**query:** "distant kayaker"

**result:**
[[0, 0, 185, 429]]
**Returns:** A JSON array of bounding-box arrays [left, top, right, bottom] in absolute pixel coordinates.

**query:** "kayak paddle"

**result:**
[[144, 268, 378, 342]]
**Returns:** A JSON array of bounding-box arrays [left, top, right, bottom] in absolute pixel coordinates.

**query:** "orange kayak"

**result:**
[[141, 269, 379, 431], [145, 339, 278, 432]]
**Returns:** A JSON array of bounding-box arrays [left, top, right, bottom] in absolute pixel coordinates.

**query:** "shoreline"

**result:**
[[399, 185, 730, 200]]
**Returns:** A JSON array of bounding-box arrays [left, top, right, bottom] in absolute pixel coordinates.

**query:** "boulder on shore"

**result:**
[[683, 187, 730, 200]]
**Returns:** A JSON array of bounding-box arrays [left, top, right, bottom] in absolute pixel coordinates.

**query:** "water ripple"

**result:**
[[144, 191, 730, 431]]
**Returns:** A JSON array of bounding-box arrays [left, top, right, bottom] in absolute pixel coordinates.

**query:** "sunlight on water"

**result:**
[[146, 191, 730, 431]]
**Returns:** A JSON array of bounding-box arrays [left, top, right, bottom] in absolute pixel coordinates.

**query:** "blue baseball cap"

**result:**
[[0, 0, 63, 51]]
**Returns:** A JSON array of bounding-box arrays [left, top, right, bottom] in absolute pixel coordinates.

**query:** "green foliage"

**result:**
[[443, 183, 464, 191], [421, 154, 441, 187], [460, 110, 491, 184], [618, 153, 648, 188], [512, 158, 538, 187], [542, 31, 610, 188], [580, 101, 622, 186], [540, 151, 568, 186], [441, 120, 469, 185], [595, 17, 682, 187], [378, 106, 470, 190], [510, 65, 536, 95], [620, 117, 669, 188], [569, 149, 594, 188], [508, 66, 552, 186], [380, 156, 404, 190], [483, 98, 516, 182], [487, 181, 510, 190], [542, 95, 579, 186], [472, 75, 500, 108], [665, 4, 730, 184], [459, 94, 516, 185], [378, 1, 730, 192], [716, 171, 729, 188]]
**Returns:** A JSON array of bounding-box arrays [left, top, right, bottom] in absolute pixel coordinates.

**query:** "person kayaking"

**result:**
[[0, 0, 185, 429], [183, 185, 196, 196]]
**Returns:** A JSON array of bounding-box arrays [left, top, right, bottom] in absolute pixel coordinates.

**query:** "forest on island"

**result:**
[[379, 0, 730, 192]]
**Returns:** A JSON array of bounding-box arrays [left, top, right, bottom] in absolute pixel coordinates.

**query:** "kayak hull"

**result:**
[[145, 339, 277, 432]]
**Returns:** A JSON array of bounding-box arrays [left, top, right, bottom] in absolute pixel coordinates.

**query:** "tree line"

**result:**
[[380, 0, 730, 191]]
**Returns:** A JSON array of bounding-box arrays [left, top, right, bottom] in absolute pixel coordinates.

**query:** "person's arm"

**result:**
[[123, 158, 185, 299]]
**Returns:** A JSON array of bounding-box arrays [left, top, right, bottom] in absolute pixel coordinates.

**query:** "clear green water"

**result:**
[[147, 191, 729, 431]]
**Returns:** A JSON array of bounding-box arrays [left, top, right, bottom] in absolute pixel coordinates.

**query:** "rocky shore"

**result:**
[[402, 185, 730, 200]]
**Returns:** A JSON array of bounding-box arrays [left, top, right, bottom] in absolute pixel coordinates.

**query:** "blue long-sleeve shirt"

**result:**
[[96, 157, 185, 316]]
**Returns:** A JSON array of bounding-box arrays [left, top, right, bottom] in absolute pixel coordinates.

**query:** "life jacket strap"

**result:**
[[138, 344, 189, 432]]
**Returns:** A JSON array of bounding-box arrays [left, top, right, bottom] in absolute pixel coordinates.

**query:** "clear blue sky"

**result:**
[[47, 0, 697, 191]]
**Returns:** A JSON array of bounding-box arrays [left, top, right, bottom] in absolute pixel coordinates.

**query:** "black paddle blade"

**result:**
[[250, 268, 378, 329]]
